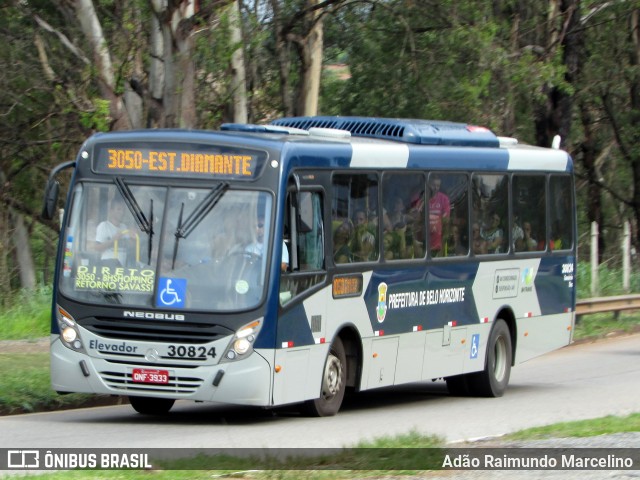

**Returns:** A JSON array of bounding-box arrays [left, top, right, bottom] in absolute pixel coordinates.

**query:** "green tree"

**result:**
[[574, 1, 640, 260]]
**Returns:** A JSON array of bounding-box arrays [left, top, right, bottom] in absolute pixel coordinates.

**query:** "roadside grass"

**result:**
[[503, 413, 640, 441], [576, 261, 640, 298], [0, 286, 51, 340], [573, 310, 640, 340], [0, 351, 120, 415]]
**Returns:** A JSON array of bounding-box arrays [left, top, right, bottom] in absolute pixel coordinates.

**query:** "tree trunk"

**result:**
[[0, 170, 10, 304], [297, 0, 324, 116], [175, 30, 197, 128], [579, 102, 605, 262], [229, 1, 248, 123], [73, 0, 132, 130], [10, 211, 36, 290], [629, 9, 640, 259], [148, 8, 166, 127], [150, 0, 199, 128], [270, 0, 294, 116], [534, 0, 581, 148]]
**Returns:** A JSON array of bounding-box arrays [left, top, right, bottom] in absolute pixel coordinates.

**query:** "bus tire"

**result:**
[[129, 396, 175, 415], [468, 319, 512, 397], [303, 337, 347, 417]]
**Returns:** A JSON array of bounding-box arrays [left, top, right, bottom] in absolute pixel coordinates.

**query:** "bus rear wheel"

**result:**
[[468, 319, 512, 397], [129, 396, 175, 415], [303, 337, 347, 417]]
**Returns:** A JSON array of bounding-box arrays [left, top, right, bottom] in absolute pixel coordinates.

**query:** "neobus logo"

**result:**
[[123, 311, 185, 321]]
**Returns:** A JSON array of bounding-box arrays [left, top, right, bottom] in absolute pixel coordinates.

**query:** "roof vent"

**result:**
[[271, 116, 499, 147]]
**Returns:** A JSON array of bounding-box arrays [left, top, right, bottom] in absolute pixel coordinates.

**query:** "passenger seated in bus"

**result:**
[[406, 189, 425, 257], [512, 213, 524, 252], [350, 210, 376, 262], [280, 241, 289, 272], [448, 224, 467, 256], [211, 208, 243, 260], [383, 220, 409, 260], [472, 222, 488, 255], [245, 215, 289, 271], [520, 221, 538, 251], [382, 196, 410, 259], [481, 211, 504, 253], [368, 199, 392, 233], [94, 198, 132, 265], [333, 220, 353, 264], [550, 219, 568, 250], [389, 196, 407, 230]]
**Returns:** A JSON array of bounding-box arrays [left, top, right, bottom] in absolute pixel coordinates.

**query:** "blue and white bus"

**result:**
[[43, 117, 576, 416]]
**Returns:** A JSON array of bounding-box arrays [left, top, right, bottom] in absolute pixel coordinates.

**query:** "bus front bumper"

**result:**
[[50, 336, 273, 406]]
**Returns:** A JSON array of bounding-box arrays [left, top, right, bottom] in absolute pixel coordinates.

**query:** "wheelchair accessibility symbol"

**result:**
[[157, 277, 186, 308], [470, 334, 480, 359]]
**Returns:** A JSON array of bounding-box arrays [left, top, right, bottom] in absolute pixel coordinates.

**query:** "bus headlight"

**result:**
[[56, 305, 86, 353], [233, 337, 252, 355], [62, 327, 77, 343], [222, 319, 261, 362]]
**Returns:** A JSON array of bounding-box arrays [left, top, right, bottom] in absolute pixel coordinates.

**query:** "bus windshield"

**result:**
[[60, 180, 272, 311]]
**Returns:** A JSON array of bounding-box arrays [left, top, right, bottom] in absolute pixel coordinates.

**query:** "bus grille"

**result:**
[[82, 317, 233, 344], [99, 371, 203, 395]]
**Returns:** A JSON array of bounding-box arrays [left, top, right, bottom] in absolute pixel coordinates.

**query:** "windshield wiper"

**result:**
[[171, 182, 229, 269], [115, 177, 152, 234], [147, 199, 154, 264], [114, 177, 154, 264]]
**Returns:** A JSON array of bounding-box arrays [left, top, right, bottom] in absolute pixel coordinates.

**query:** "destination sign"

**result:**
[[332, 274, 363, 299], [93, 143, 266, 179]]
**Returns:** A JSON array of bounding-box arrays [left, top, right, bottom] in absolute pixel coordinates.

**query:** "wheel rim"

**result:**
[[492, 335, 507, 382], [321, 353, 343, 400]]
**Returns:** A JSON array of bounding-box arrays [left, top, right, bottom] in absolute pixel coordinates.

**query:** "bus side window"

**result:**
[[513, 175, 546, 253], [472, 174, 508, 255], [280, 190, 326, 305], [550, 175, 573, 251], [332, 173, 379, 263], [430, 173, 468, 258], [296, 192, 324, 270], [382, 172, 426, 260]]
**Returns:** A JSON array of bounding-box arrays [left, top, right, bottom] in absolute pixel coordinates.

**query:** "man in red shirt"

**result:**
[[429, 176, 450, 257]]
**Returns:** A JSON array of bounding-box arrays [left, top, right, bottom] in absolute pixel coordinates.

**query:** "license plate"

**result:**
[[131, 368, 169, 384]]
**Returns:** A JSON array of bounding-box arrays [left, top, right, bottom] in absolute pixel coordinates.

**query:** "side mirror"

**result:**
[[41, 159, 75, 220], [42, 180, 60, 220]]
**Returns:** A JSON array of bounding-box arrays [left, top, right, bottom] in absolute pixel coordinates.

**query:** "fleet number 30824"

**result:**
[[167, 345, 216, 359], [562, 263, 574, 274]]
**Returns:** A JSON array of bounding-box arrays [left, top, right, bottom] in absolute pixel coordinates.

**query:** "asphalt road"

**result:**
[[0, 333, 638, 449]]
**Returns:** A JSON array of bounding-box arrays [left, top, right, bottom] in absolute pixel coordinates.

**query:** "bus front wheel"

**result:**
[[303, 337, 347, 417], [469, 319, 512, 397], [129, 396, 175, 415]]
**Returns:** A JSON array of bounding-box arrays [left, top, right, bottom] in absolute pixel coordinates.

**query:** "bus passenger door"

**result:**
[[274, 189, 329, 405]]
